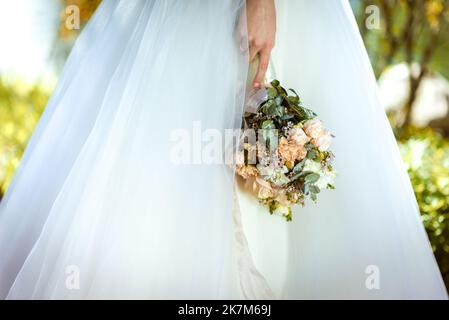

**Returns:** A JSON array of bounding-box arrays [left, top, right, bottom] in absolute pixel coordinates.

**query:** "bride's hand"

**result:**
[[247, 0, 276, 88]]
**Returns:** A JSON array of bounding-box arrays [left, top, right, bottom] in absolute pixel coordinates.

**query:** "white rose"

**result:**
[[312, 131, 332, 151], [270, 169, 290, 186], [315, 169, 337, 189]]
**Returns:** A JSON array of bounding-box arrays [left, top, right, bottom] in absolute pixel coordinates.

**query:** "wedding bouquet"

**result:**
[[236, 80, 336, 221]]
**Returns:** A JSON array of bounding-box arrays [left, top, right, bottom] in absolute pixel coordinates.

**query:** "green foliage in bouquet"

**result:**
[[398, 126, 449, 287], [260, 80, 317, 122], [236, 80, 336, 221]]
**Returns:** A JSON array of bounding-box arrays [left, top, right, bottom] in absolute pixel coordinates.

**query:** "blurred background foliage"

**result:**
[[353, 0, 449, 127], [0, 80, 49, 198], [0, 0, 100, 200], [0, 0, 448, 288], [398, 126, 449, 284]]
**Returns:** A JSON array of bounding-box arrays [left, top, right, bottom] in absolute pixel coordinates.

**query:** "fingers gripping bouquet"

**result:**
[[236, 80, 336, 221]]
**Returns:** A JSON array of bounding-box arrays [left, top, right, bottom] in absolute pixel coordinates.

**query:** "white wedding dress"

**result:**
[[0, 0, 447, 299]]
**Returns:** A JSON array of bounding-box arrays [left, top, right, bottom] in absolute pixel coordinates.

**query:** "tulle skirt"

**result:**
[[0, 0, 447, 299]]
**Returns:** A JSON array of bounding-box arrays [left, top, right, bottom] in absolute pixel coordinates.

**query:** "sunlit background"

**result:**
[[0, 0, 448, 289]]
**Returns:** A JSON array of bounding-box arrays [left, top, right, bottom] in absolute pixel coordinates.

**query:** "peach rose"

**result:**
[[258, 186, 275, 199], [254, 177, 276, 199], [278, 137, 307, 163], [236, 164, 258, 179]]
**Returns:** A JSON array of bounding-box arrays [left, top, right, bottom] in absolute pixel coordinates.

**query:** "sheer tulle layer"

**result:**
[[0, 0, 247, 299]]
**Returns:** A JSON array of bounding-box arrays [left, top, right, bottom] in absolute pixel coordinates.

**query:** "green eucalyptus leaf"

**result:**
[[303, 184, 310, 195], [261, 120, 274, 129], [291, 169, 312, 181], [293, 159, 306, 173], [310, 185, 320, 194], [302, 107, 317, 119], [281, 114, 295, 120], [275, 96, 283, 106], [267, 87, 277, 98], [305, 173, 320, 184], [307, 150, 318, 160]]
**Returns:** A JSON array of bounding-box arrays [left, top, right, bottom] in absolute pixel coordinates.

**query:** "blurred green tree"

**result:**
[[0, 79, 49, 198], [398, 127, 449, 286], [352, 0, 449, 128]]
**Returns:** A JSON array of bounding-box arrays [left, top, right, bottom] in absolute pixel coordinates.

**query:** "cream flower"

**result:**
[[315, 168, 337, 189], [258, 186, 275, 199], [288, 127, 310, 145], [303, 118, 326, 139]]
